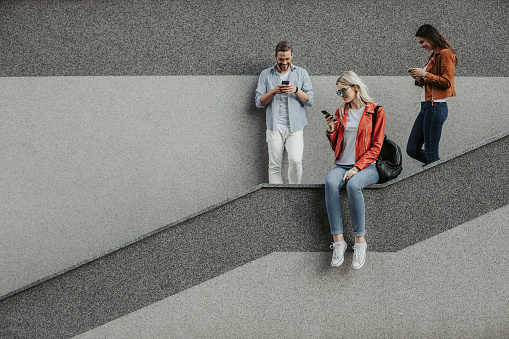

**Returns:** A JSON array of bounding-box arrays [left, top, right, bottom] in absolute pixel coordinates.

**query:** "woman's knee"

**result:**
[[346, 180, 363, 195], [325, 172, 342, 189], [325, 172, 336, 187]]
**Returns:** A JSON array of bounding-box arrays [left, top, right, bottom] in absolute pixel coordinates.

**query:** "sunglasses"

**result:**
[[336, 86, 351, 97], [277, 57, 292, 63]]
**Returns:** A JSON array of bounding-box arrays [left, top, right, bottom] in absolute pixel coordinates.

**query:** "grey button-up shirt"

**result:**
[[255, 64, 314, 132]]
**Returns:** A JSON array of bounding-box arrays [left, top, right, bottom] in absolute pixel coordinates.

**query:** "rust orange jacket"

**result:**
[[415, 48, 457, 101], [326, 102, 386, 171]]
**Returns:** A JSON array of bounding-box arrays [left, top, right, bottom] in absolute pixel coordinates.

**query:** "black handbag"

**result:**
[[372, 106, 403, 184]]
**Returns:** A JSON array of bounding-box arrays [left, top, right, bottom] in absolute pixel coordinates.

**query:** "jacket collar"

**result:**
[[428, 49, 442, 61], [345, 102, 377, 114], [341, 102, 377, 123], [364, 102, 377, 114]]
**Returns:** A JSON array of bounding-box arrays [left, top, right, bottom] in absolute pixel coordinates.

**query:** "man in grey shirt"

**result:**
[[255, 41, 314, 184]]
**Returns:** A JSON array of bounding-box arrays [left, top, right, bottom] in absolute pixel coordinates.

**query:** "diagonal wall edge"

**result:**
[[1, 133, 508, 339]]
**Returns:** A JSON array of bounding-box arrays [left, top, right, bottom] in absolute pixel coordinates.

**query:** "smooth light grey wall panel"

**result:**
[[1, 75, 508, 297], [0, 0, 507, 76], [0, 76, 266, 297], [1, 134, 507, 338]]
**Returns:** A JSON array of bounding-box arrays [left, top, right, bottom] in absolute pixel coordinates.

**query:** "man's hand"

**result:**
[[272, 83, 295, 94], [280, 83, 297, 94], [260, 84, 284, 106], [273, 83, 285, 94], [261, 82, 306, 106]]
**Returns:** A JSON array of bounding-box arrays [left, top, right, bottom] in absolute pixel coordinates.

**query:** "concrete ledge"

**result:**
[[0, 132, 508, 338]]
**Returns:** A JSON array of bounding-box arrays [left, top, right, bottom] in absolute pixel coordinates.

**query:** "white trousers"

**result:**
[[266, 127, 304, 184]]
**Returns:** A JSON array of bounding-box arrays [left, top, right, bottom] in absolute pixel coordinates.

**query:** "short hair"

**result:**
[[275, 41, 292, 55]]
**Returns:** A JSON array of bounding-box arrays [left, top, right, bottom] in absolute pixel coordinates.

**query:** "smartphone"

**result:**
[[282, 80, 289, 85], [321, 110, 338, 121]]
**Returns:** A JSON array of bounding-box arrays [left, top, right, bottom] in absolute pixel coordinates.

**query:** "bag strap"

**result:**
[[372, 105, 381, 138]]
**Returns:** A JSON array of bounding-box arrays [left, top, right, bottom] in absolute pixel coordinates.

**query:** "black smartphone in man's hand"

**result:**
[[282, 81, 289, 85]]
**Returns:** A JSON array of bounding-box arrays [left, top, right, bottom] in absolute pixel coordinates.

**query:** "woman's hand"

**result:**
[[407, 67, 426, 79], [343, 167, 360, 182], [325, 115, 336, 132]]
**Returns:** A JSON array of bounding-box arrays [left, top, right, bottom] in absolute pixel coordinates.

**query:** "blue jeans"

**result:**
[[406, 101, 448, 164], [324, 164, 379, 237]]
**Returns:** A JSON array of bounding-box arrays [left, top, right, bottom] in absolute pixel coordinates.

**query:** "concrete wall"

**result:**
[[1, 133, 508, 338], [1, 0, 508, 298], [1, 0, 507, 77]]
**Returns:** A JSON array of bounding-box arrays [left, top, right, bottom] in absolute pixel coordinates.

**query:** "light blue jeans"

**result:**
[[325, 163, 379, 237]]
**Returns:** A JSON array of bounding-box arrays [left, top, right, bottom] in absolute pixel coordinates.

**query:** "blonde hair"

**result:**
[[336, 71, 375, 118]]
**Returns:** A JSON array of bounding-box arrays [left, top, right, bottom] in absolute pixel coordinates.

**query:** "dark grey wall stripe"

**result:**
[[1, 133, 508, 339], [1, 0, 507, 77]]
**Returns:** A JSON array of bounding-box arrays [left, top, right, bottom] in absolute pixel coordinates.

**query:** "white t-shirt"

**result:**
[[278, 72, 290, 128], [421, 54, 446, 103], [337, 106, 365, 165]]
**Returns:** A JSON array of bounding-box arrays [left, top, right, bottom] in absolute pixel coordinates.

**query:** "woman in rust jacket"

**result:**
[[324, 71, 385, 270], [407, 24, 458, 165]]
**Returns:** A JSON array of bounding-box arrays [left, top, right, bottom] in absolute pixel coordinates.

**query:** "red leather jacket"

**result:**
[[326, 102, 386, 170]]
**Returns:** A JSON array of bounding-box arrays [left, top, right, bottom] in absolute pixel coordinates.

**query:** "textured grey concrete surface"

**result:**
[[0, 76, 266, 297], [1, 0, 508, 332], [2, 76, 508, 298], [73, 205, 509, 339], [0, 0, 507, 76], [0, 134, 507, 338]]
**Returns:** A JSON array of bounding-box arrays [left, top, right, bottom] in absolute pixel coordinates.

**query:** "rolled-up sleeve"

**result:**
[[300, 69, 314, 107], [255, 70, 268, 108]]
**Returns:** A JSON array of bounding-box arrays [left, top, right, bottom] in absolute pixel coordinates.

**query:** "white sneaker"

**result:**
[[330, 241, 347, 267], [352, 242, 367, 269]]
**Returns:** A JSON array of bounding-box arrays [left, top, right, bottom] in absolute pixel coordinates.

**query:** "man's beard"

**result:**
[[277, 63, 289, 72]]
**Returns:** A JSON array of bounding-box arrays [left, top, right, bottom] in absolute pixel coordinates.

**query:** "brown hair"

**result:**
[[416, 24, 458, 64], [275, 41, 292, 54]]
